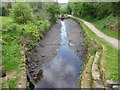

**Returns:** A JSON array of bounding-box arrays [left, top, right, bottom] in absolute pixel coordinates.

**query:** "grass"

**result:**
[[1, 16, 52, 88], [8, 77, 17, 89], [80, 20, 119, 81], [1, 16, 24, 72], [82, 14, 119, 40], [1, 16, 24, 88]]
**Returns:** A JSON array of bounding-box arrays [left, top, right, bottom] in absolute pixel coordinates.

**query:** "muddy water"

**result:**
[[26, 19, 86, 88]]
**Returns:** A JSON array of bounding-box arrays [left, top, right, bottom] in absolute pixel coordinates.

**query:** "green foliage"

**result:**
[[96, 3, 112, 19], [67, 2, 119, 39], [79, 19, 119, 81], [0, 84, 2, 90], [112, 2, 120, 17], [90, 14, 119, 40], [3, 23, 21, 44], [11, 2, 32, 24], [22, 21, 39, 50], [67, 2, 97, 18], [67, 2, 120, 19], [45, 2, 60, 23], [38, 20, 51, 35], [23, 21, 39, 38], [2, 17, 24, 72], [2, 44, 23, 72], [60, 4, 69, 14], [8, 78, 17, 89], [29, 2, 60, 24], [29, 2, 43, 14]]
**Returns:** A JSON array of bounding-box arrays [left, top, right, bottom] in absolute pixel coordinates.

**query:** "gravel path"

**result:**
[[80, 19, 119, 49]]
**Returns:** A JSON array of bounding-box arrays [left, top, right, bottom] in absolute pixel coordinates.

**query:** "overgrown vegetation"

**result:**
[[1, 2, 60, 88], [2, 17, 23, 72], [82, 14, 119, 40], [11, 3, 32, 24], [62, 2, 120, 39]]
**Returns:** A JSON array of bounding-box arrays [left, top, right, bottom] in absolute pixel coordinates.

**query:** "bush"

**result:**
[[2, 23, 22, 43], [37, 20, 51, 35], [11, 3, 32, 24], [22, 21, 39, 50], [45, 3, 60, 23], [4, 23, 21, 32]]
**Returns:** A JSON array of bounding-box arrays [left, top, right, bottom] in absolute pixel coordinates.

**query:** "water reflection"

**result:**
[[34, 20, 82, 88]]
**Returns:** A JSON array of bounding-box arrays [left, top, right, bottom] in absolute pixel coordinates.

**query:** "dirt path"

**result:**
[[80, 19, 119, 49], [26, 19, 86, 88]]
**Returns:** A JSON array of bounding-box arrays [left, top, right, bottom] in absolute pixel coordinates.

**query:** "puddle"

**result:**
[[34, 20, 83, 88]]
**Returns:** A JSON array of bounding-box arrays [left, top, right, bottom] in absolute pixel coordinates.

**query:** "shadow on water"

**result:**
[[28, 20, 83, 89]]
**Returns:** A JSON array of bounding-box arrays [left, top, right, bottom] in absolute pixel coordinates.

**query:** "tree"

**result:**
[[11, 2, 32, 24], [45, 2, 60, 23], [112, 2, 120, 17]]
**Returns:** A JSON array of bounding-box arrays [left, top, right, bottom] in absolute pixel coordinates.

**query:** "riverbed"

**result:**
[[26, 19, 86, 88]]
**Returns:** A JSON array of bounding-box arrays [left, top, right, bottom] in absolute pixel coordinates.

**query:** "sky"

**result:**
[[58, 0, 68, 3]]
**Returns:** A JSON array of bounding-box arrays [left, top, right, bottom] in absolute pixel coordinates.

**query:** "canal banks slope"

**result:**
[[69, 15, 119, 88]]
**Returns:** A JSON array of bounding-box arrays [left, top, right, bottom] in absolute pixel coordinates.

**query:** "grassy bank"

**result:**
[[80, 19, 118, 81], [1, 16, 24, 88], [1, 16, 24, 72], [70, 16, 119, 82], [1, 16, 51, 88], [82, 14, 119, 40]]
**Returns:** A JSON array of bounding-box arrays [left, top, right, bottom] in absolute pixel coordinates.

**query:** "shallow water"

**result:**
[[34, 20, 83, 88]]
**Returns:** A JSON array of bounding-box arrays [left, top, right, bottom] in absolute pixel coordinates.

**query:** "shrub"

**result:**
[[45, 3, 60, 23], [37, 20, 51, 35], [2, 23, 22, 43], [11, 3, 32, 24], [22, 21, 39, 50]]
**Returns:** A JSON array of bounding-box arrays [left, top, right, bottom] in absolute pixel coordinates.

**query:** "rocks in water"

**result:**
[[26, 58, 31, 63], [39, 44, 44, 48], [53, 53, 56, 55], [34, 63, 38, 67], [82, 43, 84, 46], [34, 59, 39, 62], [33, 76, 37, 80], [28, 64, 31, 67], [29, 69, 34, 73], [31, 66, 35, 69], [68, 43, 75, 46], [76, 50, 79, 52], [56, 49, 58, 52], [41, 54, 45, 57]]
